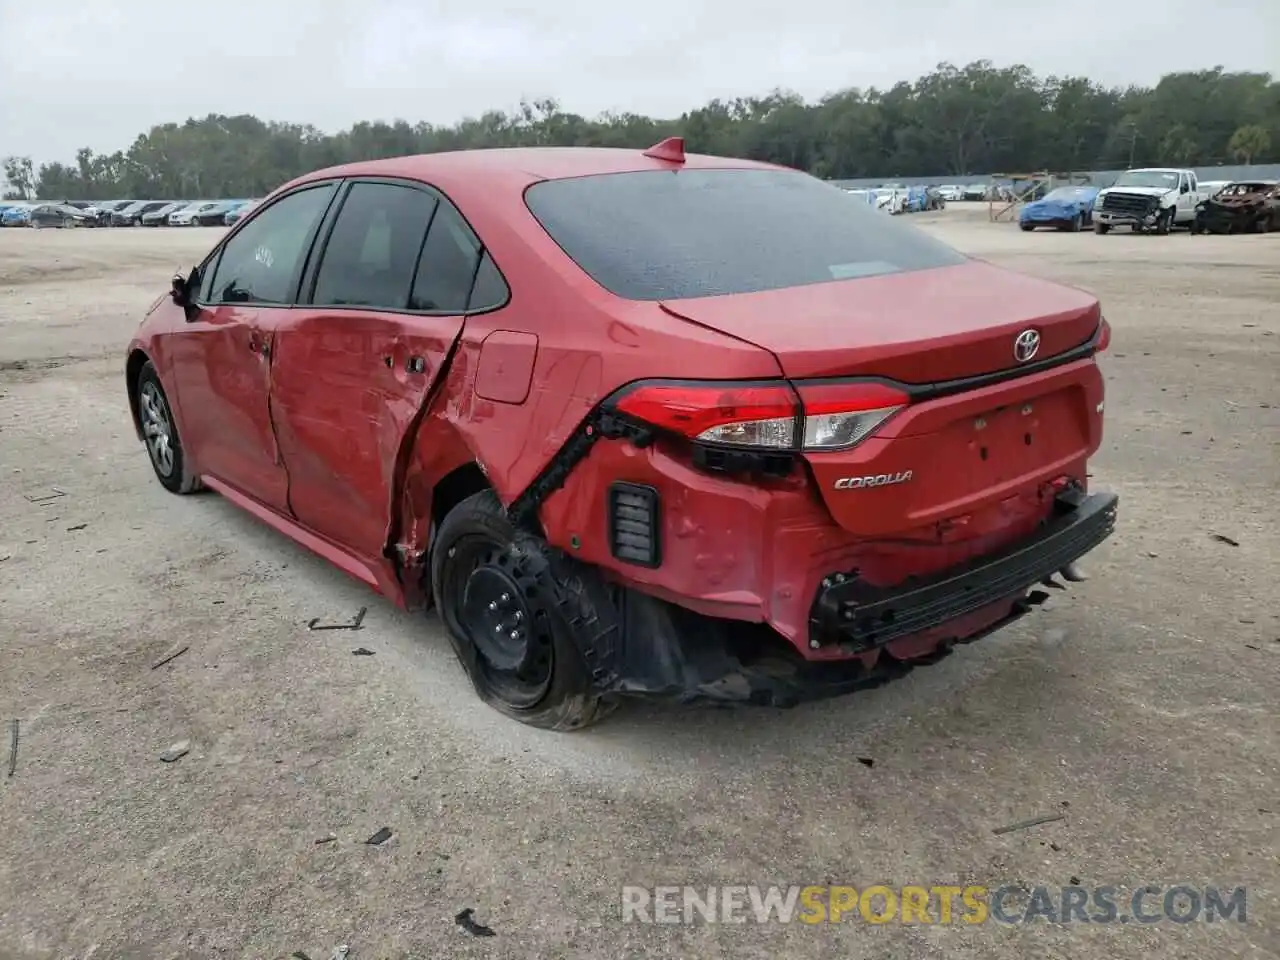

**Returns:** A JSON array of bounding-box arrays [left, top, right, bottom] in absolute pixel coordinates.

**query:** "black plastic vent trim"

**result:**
[[608, 482, 662, 568]]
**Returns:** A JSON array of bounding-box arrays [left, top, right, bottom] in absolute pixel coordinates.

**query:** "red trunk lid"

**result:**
[[659, 260, 1100, 382], [661, 261, 1106, 537]]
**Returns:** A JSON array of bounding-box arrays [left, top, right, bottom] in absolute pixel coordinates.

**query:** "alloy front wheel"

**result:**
[[134, 361, 202, 494], [139, 380, 176, 478]]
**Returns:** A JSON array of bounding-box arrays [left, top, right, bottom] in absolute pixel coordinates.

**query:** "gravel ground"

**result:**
[[1, 208, 1277, 960]]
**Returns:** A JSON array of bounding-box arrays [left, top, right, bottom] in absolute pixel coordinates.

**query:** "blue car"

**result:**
[[904, 185, 930, 212], [1019, 186, 1101, 232], [2, 205, 33, 227]]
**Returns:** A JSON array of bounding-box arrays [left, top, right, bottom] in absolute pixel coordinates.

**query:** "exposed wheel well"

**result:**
[[125, 349, 149, 438], [431, 462, 492, 531]]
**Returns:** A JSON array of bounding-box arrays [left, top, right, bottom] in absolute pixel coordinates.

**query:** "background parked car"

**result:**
[[29, 203, 94, 228], [962, 183, 989, 200], [224, 198, 261, 225], [191, 200, 247, 226], [91, 200, 135, 225], [1197, 180, 1230, 200], [872, 187, 908, 214], [141, 202, 186, 226], [111, 201, 172, 226], [168, 201, 221, 226], [1018, 185, 1102, 231], [937, 184, 963, 201], [1, 203, 35, 227], [56, 201, 104, 226], [1192, 180, 1280, 234]]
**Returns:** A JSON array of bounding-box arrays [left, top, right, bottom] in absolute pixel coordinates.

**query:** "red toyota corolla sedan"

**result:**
[[126, 139, 1117, 729]]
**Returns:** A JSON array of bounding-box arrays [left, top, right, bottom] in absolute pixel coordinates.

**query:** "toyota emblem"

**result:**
[[1013, 329, 1041, 363]]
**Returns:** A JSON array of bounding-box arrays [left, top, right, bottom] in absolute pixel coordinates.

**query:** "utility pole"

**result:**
[[1127, 123, 1138, 168]]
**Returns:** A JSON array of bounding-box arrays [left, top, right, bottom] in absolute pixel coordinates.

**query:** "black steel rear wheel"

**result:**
[[430, 490, 619, 730]]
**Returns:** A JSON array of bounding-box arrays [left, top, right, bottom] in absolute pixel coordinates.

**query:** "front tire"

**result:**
[[1155, 208, 1173, 235], [431, 491, 619, 730], [1070, 212, 1083, 232], [1019, 222, 1034, 232], [1094, 222, 1110, 234], [135, 361, 202, 494]]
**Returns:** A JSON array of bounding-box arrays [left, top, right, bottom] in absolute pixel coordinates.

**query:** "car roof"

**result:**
[[283, 145, 782, 197]]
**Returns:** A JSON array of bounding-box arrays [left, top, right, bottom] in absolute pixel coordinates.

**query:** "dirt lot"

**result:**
[[1, 209, 1277, 960]]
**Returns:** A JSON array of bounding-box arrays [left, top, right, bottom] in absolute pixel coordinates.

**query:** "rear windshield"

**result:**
[[523, 168, 968, 301]]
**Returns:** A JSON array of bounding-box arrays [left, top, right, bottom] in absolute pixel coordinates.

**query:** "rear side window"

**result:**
[[465, 251, 509, 311], [524, 168, 969, 301], [311, 182, 439, 310], [409, 201, 481, 312]]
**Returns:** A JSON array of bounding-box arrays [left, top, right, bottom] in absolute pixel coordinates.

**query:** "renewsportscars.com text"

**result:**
[[621, 884, 1248, 925]]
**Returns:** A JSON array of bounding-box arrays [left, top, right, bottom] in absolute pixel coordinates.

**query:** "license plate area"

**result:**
[[957, 390, 1082, 487]]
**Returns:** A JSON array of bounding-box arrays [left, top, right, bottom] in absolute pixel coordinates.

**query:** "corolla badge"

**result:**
[[1013, 328, 1041, 363], [834, 470, 912, 490]]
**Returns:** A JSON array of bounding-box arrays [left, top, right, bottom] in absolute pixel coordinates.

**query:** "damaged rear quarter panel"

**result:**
[[539, 433, 1084, 656], [389, 180, 787, 524]]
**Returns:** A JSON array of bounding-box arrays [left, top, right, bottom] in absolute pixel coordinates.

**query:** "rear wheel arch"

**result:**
[[426, 458, 548, 545], [431, 461, 492, 532]]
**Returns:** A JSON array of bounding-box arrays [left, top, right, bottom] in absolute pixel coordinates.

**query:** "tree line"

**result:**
[[4, 62, 1277, 201]]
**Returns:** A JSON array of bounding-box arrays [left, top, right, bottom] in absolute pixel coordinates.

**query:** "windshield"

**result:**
[[1113, 170, 1180, 189], [524, 169, 968, 301], [1043, 187, 1092, 202]]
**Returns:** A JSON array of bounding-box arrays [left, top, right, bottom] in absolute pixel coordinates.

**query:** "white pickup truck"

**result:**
[[1092, 168, 1202, 234]]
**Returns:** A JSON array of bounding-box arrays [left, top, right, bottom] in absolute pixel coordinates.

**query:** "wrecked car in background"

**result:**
[[1191, 180, 1280, 234], [125, 140, 1118, 730], [1092, 168, 1201, 234], [1019, 186, 1101, 232]]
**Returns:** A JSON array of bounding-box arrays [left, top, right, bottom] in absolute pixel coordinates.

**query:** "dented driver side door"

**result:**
[[268, 178, 485, 564]]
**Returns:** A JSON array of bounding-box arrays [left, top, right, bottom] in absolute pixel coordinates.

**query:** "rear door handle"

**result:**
[[383, 354, 427, 374]]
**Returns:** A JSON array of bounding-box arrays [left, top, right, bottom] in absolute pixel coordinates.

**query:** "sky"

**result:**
[[1, 0, 1277, 166]]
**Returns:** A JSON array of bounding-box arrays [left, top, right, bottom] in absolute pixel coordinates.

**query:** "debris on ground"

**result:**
[[315, 834, 337, 845], [455, 908, 496, 937], [329, 946, 349, 960], [351, 647, 375, 656], [856, 756, 874, 768], [23, 489, 66, 503], [150, 645, 189, 670], [365, 827, 392, 845], [1210, 534, 1240, 547], [66, 523, 88, 532], [307, 607, 367, 631], [7, 719, 18, 778], [992, 813, 1066, 835], [159, 740, 191, 763]]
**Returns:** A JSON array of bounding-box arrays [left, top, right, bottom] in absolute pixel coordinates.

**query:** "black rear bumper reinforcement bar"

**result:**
[[809, 489, 1119, 653]]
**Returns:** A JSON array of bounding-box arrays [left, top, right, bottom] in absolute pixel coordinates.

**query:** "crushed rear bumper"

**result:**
[[599, 489, 1118, 707], [809, 489, 1117, 653]]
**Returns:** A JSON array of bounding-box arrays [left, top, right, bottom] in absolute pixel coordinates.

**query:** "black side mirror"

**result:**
[[170, 272, 189, 306], [172, 267, 202, 320]]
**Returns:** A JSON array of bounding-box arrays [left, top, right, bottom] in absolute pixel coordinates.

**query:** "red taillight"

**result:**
[[611, 379, 909, 451], [613, 382, 798, 448], [1095, 317, 1111, 353]]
